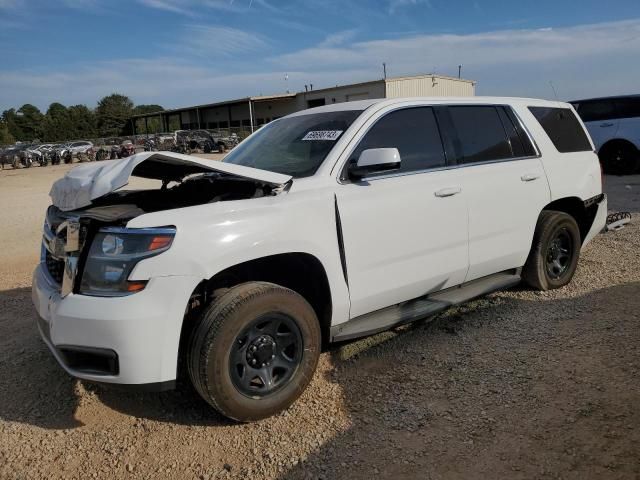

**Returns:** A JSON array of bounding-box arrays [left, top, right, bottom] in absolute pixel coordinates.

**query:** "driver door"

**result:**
[[335, 106, 469, 319]]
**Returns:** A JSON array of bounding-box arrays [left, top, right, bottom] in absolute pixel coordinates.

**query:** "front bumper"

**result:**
[[32, 264, 200, 387], [581, 193, 607, 249]]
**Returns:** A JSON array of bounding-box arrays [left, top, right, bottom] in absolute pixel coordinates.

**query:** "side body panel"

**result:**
[[335, 170, 469, 319], [584, 119, 619, 151], [127, 184, 351, 328], [514, 104, 602, 203]]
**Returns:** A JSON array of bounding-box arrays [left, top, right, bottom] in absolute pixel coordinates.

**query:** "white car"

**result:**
[[571, 95, 640, 175], [32, 97, 606, 421]]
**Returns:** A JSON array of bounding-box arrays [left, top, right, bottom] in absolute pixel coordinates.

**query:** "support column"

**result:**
[[248, 99, 254, 133]]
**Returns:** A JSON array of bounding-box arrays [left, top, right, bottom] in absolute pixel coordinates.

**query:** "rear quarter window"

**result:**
[[528, 107, 592, 153]]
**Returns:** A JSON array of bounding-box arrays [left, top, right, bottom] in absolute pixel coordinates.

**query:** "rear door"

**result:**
[[442, 105, 550, 281], [614, 96, 640, 149], [573, 99, 619, 151], [335, 106, 469, 318]]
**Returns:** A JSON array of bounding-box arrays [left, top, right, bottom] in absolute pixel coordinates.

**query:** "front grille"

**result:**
[[45, 250, 65, 284]]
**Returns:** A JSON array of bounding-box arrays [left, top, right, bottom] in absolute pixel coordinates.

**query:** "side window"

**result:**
[[614, 97, 640, 120], [497, 107, 537, 158], [574, 100, 616, 123], [350, 107, 446, 175], [528, 107, 592, 153], [447, 106, 512, 164]]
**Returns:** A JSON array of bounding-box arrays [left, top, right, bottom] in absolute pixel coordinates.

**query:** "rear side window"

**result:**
[[573, 100, 615, 122], [614, 97, 640, 119], [528, 107, 592, 153], [447, 106, 512, 164], [497, 107, 537, 158], [350, 107, 446, 174]]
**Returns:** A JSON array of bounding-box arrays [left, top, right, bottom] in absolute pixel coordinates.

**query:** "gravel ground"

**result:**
[[0, 163, 638, 480]]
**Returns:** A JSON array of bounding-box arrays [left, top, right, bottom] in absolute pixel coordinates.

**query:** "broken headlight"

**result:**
[[79, 227, 175, 297]]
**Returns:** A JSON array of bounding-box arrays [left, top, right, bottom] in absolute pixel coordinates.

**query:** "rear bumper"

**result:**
[[582, 193, 607, 248], [32, 264, 200, 387]]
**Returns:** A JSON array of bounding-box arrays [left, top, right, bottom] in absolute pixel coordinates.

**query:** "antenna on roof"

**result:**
[[549, 80, 559, 100]]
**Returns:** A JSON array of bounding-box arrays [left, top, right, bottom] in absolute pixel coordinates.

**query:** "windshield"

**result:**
[[223, 110, 362, 178]]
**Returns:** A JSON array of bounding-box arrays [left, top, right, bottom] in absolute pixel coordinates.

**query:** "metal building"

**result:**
[[131, 73, 476, 136]]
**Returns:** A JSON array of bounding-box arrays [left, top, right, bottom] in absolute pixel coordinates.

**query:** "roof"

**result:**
[[569, 94, 640, 103], [131, 93, 297, 119], [288, 96, 570, 117]]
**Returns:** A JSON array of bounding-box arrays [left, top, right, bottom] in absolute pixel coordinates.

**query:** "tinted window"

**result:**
[[224, 110, 361, 178], [614, 97, 640, 119], [498, 107, 537, 158], [528, 107, 592, 153], [574, 100, 616, 122], [350, 107, 446, 174], [448, 106, 512, 164]]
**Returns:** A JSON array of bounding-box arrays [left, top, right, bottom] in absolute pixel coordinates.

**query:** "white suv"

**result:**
[[571, 95, 640, 175], [32, 97, 607, 421]]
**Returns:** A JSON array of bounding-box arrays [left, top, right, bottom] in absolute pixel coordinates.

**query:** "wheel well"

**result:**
[[599, 138, 639, 155], [177, 253, 333, 374], [543, 197, 597, 243]]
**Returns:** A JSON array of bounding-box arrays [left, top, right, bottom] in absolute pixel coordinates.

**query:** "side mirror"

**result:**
[[348, 148, 401, 180]]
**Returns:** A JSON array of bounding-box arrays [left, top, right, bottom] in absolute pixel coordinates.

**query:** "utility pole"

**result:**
[[383, 62, 387, 79], [458, 65, 462, 79]]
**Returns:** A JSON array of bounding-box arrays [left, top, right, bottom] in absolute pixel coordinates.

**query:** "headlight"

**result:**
[[79, 227, 175, 297]]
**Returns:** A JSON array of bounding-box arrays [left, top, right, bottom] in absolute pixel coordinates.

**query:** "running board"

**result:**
[[330, 269, 521, 342]]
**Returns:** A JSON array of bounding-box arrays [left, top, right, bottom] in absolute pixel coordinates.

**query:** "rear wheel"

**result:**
[[187, 282, 321, 422], [599, 141, 640, 175], [523, 210, 581, 290]]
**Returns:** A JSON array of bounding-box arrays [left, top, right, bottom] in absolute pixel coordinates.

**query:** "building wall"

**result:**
[[295, 81, 387, 110], [385, 76, 475, 98]]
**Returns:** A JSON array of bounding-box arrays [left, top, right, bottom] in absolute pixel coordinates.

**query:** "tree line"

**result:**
[[0, 93, 164, 145]]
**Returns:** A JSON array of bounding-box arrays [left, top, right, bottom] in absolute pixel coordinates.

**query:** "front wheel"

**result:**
[[187, 282, 321, 422], [523, 210, 581, 291]]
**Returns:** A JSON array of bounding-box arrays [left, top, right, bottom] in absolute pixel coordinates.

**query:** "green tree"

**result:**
[[0, 120, 15, 145], [2, 109, 24, 141], [15, 104, 44, 141], [96, 93, 134, 137], [43, 102, 71, 141], [68, 105, 97, 139]]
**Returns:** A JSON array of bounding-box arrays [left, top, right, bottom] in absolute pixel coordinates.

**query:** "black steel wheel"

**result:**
[[523, 210, 581, 290], [229, 313, 303, 398], [188, 282, 321, 422]]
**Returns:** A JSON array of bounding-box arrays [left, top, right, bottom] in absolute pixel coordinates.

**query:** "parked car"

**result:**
[[119, 140, 136, 158], [0, 145, 20, 168], [175, 129, 227, 153], [33, 97, 606, 422], [570, 94, 640, 174]]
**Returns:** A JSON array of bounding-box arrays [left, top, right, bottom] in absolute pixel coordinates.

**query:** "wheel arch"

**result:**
[[542, 197, 597, 243], [598, 137, 640, 154], [177, 252, 333, 375]]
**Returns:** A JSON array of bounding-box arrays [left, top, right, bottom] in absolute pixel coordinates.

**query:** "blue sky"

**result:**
[[1, 0, 639, 111]]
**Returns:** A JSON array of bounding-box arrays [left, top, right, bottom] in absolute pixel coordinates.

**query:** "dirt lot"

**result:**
[[0, 162, 639, 480]]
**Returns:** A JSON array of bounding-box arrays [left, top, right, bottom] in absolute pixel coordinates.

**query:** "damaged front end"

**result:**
[[43, 152, 292, 297]]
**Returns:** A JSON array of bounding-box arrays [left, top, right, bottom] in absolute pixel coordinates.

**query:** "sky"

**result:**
[[0, 0, 639, 112]]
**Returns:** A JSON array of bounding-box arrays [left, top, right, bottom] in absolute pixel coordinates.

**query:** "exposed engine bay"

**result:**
[[82, 173, 282, 223]]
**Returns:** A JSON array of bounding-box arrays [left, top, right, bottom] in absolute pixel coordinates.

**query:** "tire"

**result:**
[[522, 210, 581, 291], [599, 141, 640, 175], [11, 156, 19, 169], [187, 282, 321, 422], [217, 143, 226, 153]]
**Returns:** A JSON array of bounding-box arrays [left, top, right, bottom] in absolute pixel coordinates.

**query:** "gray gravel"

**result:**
[[0, 168, 638, 479]]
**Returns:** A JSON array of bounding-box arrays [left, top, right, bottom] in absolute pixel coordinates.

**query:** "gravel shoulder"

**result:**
[[0, 166, 638, 480]]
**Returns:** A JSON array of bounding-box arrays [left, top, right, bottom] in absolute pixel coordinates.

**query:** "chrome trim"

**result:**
[[61, 255, 78, 297], [339, 154, 542, 184]]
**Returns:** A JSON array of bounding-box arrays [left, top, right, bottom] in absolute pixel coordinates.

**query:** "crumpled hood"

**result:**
[[49, 151, 292, 211]]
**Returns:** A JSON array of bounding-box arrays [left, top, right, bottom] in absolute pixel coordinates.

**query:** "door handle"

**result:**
[[520, 173, 540, 182], [434, 186, 462, 197], [600, 122, 614, 127]]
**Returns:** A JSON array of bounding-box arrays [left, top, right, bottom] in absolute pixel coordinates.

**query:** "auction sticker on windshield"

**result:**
[[302, 130, 343, 141]]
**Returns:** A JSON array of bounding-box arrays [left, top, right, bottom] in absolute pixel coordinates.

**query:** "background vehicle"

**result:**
[[33, 97, 606, 422], [119, 140, 136, 158], [571, 95, 640, 174]]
